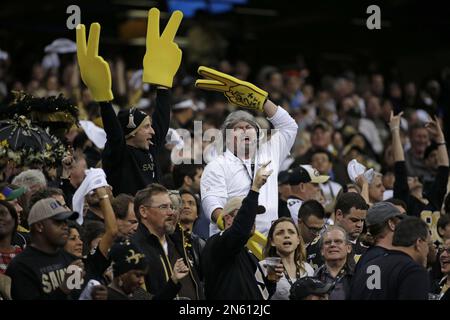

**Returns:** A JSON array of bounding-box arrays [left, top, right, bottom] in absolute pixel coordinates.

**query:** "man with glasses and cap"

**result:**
[[5, 198, 83, 299], [286, 165, 329, 222]]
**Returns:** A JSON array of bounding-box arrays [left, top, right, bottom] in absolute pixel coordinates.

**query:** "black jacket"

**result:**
[[131, 223, 203, 300], [169, 224, 206, 283], [100, 89, 171, 196], [394, 161, 449, 217], [202, 190, 276, 300]]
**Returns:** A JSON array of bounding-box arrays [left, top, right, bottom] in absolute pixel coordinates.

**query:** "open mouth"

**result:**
[[147, 137, 154, 145], [282, 241, 292, 246]]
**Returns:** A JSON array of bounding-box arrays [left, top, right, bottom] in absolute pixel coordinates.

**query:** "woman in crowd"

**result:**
[[263, 217, 314, 300]]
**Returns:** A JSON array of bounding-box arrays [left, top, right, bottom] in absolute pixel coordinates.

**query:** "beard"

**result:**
[[164, 221, 177, 235]]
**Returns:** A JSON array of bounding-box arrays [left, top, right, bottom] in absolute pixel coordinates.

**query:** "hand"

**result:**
[[91, 285, 108, 300], [195, 66, 268, 112], [266, 263, 284, 282], [252, 161, 273, 191], [76, 23, 114, 101], [425, 116, 445, 143], [355, 174, 368, 188], [171, 258, 189, 283], [142, 8, 183, 88], [389, 111, 403, 131]]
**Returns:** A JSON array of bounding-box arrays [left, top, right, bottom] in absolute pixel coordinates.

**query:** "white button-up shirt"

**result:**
[[201, 106, 298, 236]]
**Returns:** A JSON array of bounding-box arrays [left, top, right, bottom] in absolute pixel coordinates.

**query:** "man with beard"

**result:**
[[131, 184, 202, 299], [5, 198, 82, 299]]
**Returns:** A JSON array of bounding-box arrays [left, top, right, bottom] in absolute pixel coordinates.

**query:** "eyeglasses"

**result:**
[[302, 221, 323, 235], [143, 204, 175, 211]]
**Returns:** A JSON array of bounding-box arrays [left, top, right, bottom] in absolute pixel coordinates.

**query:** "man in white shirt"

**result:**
[[286, 165, 330, 222], [201, 101, 297, 236]]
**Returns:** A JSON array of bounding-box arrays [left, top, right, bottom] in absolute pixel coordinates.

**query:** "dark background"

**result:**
[[1, 0, 450, 83]]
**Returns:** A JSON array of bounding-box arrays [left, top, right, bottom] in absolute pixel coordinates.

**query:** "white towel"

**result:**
[[72, 168, 109, 225], [347, 159, 374, 184], [79, 120, 107, 149]]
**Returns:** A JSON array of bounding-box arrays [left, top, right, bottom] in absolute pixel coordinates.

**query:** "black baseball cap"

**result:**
[[288, 165, 329, 185], [278, 170, 290, 185], [289, 277, 334, 300]]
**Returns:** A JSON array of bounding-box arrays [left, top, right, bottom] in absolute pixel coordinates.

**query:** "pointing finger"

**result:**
[[261, 160, 272, 167]]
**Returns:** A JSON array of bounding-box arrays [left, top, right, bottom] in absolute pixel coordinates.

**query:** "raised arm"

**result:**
[[390, 111, 405, 162], [76, 23, 125, 151], [213, 162, 272, 258], [425, 116, 449, 209], [194, 66, 298, 158], [96, 186, 118, 257], [390, 112, 410, 204]]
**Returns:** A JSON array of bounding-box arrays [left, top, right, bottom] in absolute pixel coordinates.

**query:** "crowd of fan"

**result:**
[[1, 12, 450, 300]]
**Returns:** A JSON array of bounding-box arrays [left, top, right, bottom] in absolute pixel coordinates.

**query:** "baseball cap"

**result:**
[[366, 201, 404, 227], [28, 198, 78, 225], [289, 277, 334, 300], [278, 170, 290, 185], [223, 197, 266, 216], [288, 165, 330, 185], [0, 186, 26, 201]]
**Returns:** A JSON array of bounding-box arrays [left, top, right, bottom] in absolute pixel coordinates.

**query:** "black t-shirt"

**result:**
[[353, 245, 387, 274], [350, 250, 430, 300], [6, 246, 76, 300]]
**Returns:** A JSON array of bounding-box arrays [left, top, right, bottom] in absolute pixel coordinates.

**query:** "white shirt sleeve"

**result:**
[[201, 195, 227, 222], [267, 106, 298, 163], [201, 159, 227, 222]]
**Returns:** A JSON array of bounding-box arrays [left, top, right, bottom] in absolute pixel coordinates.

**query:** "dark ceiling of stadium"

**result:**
[[1, 0, 450, 80]]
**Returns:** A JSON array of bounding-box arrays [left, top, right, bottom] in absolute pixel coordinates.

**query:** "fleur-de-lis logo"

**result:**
[[126, 249, 145, 264]]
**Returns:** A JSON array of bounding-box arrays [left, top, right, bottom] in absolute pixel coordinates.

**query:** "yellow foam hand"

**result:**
[[246, 231, 267, 261], [246, 239, 264, 261], [143, 8, 183, 88], [76, 23, 113, 102], [195, 66, 268, 112]]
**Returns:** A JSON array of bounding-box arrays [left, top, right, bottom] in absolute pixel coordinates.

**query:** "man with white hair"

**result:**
[[197, 67, 298, 236], [12, 169, 47, 213]]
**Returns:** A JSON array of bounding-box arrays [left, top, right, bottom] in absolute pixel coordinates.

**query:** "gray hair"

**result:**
[[222, 110, 260, 132], [319, 225, 350, 249], [221, 110, 262, 151], [12, 169, 47, 191]]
